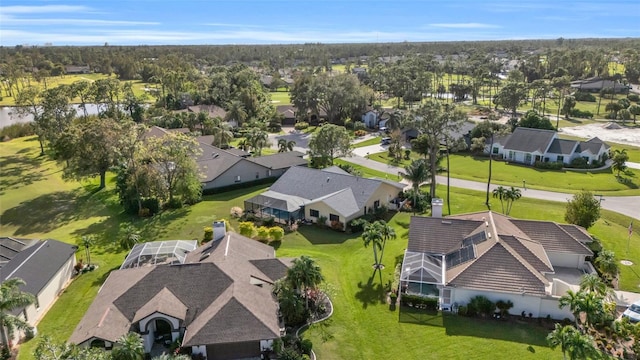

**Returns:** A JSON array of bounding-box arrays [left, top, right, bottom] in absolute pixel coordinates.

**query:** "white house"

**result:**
[[0, 238, 77, 347], [488, 127, 609, 166], [401, 206, 595, 320]]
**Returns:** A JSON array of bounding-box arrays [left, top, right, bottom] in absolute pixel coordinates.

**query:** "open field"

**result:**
[[2, 137, 639, 359], [0, 74, 155, 106], [269, 91, 291, 105]]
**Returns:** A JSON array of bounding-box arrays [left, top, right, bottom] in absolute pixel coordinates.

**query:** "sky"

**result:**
[[1, 0, 639, 46]]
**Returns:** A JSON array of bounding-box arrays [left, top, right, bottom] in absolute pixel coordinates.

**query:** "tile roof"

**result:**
[[503, 127, 556, 153], [408, 217, 484, 254], [510, 220, 593, 255], [188, 105, 227, 119], [547, 139, 578, 155], [557, 224, 593, 243]]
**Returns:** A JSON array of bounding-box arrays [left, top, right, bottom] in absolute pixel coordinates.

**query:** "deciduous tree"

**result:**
[[565, 191, 601, 229], [308, 124, 351, 166]]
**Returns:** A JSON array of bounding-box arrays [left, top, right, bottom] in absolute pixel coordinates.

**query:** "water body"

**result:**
[[0, 104, 104, 128]]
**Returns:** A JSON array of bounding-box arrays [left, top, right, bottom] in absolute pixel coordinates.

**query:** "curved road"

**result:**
[[273, 129, 640, 220]]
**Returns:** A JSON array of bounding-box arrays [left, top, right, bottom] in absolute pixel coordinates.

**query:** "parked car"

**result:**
[[381, 137, 391, 145], [623, 300, 640, 323]]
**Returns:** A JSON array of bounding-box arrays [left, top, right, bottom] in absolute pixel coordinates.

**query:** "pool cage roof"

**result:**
[[120, 240, 198, 270], [400, 251, 444, 284]]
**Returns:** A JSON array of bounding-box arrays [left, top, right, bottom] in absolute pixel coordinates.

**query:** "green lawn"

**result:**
[[3, 137, 640, 359], [367, 151, 640, 196], [352, 136, 382, 148], [269, 91, 291, 105], [0, 74, 155, 106]]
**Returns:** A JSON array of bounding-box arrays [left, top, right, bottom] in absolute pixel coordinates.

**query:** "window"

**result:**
[[309, 209, 319, 217], [557, 155, 564, 163], [525, 153, 532, 163], [255, 172, 259, 179], [508, 151, 515, 160], [492, 147, 499, 154], [235, 175, 241, 183], [329, 214, 339, 222], [374, 200, 380, 209], [266, 169, 272, 177]]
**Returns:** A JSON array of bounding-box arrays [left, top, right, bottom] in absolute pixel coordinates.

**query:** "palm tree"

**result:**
[[287, 256, 324, 309], [278, 139, 296, 153], [112, 332, 144, 360], [565, 331, 599, 360], [245, 128, 269, 156], [504, 186, 522, 215], [120, 225, 141, 250], [80, 235, 94, 267], [559, 289, 584, 327], [611, 149, 628, 177], [376, 220, 396, 270], [492, 186, 508, 213], [211, 125, 234, 148], [402, 159, 430, 214], [595, 250, 619, 283], [547, 323, 578, 360], [224, 100, 248, 127], [580, 291, 605, 327], [0, 278, 36, 346], [236, 139, 249, 152], [579, 273, 612, 299], [362, 222, 384, 270]]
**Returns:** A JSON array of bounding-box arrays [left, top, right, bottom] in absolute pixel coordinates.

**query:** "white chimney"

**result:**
[[212, 221, 226, 242], [431, 198, 443, 218]]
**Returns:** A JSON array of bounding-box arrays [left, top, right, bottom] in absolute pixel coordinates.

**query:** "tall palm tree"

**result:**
[[492, 186, 508, 213], [559, 289, 584, 327], [211, 125, 234, 148], [504, 186, 522, 215], [579, 273, 611, 299], [245, 128, 269, 156], [547, 323, 578, 360], [362, 222, 384, 270], [112, 332, 144, 360], [224, 100, 248, 127], [580, 291, 605, 327], [376, 220, 396, 271], [287, 256, 324, 309], [595, 250, 619, 283], [402, 159, 430, 214], [277, 139, 296, 153], [0, 278, 36, 346], [565, 330, 599, 360]]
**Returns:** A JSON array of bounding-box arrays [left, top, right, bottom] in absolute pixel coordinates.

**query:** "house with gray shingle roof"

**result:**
[[402, 210, 595, 320], [488, 127, 609, 166], [70, 231, 289, 359], [244, 166, 405, 229], [0, 238, 76, 347]]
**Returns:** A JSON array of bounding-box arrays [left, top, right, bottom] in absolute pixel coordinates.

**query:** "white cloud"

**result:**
[[0, 5, 90, 14], [0, 15, 159, 26], [428, 23, 501, 29]]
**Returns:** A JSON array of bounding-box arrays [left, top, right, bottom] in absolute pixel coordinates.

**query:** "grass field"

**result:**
[[0, 74, 155, 106], [352, 136, 382, 148], [3, 137, 640, 359], [269, 91, 292, 105]]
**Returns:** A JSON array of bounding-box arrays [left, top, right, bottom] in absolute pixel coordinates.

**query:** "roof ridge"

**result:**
[[494, 240, 549, 284], [554, 223, 593, 253]]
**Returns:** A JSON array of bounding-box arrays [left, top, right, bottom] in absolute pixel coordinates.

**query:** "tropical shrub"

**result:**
[[570, 108, 594, 119], [294, 122, 309, 130], [239, 221, 256, 237], [269, 226, 285, 241], [354, 129, 367, 137], [534, 161, 563, 170], [628, 93, 639, 102], [256, 226, 270, 241], [330, 220, 344, 231], [203, 227, 213, 242], [574, 91, 597, 102], [353, 121, 366, 131], [468, 295, 495, 317], [318, 215, 328, 227]]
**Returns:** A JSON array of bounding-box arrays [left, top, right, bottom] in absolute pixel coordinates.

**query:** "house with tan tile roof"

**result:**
[[70, 228, 289, 360], [402, 207, 596, 320]]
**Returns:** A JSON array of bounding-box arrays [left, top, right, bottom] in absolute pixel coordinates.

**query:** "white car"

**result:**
[[623, 301, 640, 323]]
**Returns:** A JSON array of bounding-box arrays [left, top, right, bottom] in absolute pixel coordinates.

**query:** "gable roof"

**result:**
[[188, 105, 227, 119], [248, 152, 307, 170], [576, 137, 609, 154], [308, 188, 361, 218], [0, 237, 36, 268], [503, 127, 556, 153], [547, 138, 578, 155], [268, 166, 404, 209], [0, 239, 76, 296], [197, 143, 271, 183]]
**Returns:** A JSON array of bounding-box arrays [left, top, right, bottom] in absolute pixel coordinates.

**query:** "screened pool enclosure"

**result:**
[[244, 190, 306, 224], [120, 240, 198, 269]]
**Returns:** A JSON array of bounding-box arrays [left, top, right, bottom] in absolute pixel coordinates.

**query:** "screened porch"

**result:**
[[244, 190, 306, 224]]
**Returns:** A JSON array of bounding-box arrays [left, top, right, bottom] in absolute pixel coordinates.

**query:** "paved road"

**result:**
[[342, 151, 640, 221], [270, 128, 639, 220]]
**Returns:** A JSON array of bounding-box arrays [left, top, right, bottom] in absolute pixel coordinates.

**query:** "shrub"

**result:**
[[268, 226, 284, 241], [330, 220, 344, 231], [203, 227, 213, 242], [354, 129, 367, 137], [628, 93, 640, 102], [294, 122, 309, 130], [230, 206, 243, 218], [399, 294, 438, 310], [262, 217, 275, 227], [239, 221, 256, 238], [534, 161, 563, 170], [256, 226, 270, 241], [404, 149, 411, 160], [318, 215, 328, 227], [353, 121, 366, 131], [495, 299, 514, 316], [457, 305, 468, 316], [574, 91, 596, 102], [468, 295, 495, 317], [570, 108, 594, 119], [344, 118, 354, 130], [569, 157, 588, 168], [0, 122, 36, 140], [299, 339, 313, 356], [165, 197, 183, 209], [374, 205, 388, 220], [141, 198, 160, 215]]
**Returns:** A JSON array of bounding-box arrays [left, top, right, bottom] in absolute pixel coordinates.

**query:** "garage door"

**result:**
[[206, 341, 261, 360]]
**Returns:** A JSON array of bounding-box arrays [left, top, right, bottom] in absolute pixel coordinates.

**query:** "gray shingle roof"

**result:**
[[0, 239, 76, 295], [408, 217, 484, 254], [309, 188, 361, 218], [503, 127, 556, 153], [547, 139, 578, 155], [249, 259, 290, 283], [0, 237, 36, 268], [269, 166, 404, 209], [249, 152, 307, 170], [576, 137, 608, 154]]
